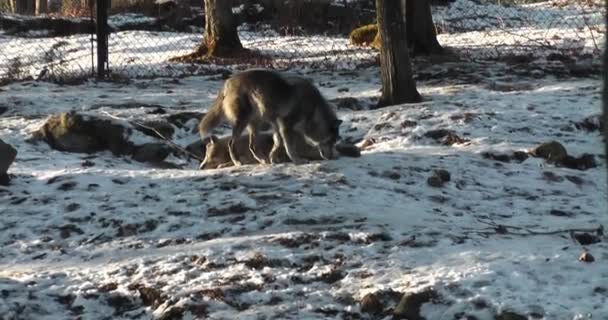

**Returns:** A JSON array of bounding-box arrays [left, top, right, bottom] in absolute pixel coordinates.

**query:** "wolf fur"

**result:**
[[198, 69, 342, 166], [200, 133, 360, 170]]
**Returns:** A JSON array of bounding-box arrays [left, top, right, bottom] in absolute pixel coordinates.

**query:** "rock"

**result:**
[[427, 175, 444, 188], [382, 170, 401, 180], [427, 169, 450, 188], [424, 129, 469, 145], [132, 120, 175, 139], [434, 169, 451, 182], [360, 293, 383, 315], [530, 141, 567, 163], [561, 154, 596, 170], [394, 289, 438, 320], [574, 114, 603, 132], [512, 151, 529, 162], [331, 97, 364, 110], [573, 232, 601, 246], [578, 252, 594, 263], [495, 311, 527, 320], [132, 143, 172, 163], [335, 143, 361, 158], [34, 112, 133, 155], [0, 139, 17, 185], [482, 151, 529, 163]]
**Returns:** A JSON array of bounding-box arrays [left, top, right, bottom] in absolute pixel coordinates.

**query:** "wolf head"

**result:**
[[199, 135, 230, 170], [303, 117, 342, 160]]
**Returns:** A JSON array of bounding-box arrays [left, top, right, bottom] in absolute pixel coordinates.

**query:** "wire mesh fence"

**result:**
[[0, 0, 605, 83]]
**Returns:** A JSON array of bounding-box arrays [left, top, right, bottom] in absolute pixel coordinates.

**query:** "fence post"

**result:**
[[96, 0, 109, 78]]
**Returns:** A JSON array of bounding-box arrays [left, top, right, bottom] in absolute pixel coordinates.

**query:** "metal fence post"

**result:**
[[96, 0, 109, 78]]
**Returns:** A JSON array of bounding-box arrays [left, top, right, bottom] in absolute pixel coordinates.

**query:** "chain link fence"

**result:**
[[0, 0, 605, 83]]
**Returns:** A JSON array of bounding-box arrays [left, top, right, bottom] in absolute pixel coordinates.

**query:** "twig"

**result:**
[[101, 111, 204, 162], [474, 217, 603, 237], [577, 3, 600, 52]]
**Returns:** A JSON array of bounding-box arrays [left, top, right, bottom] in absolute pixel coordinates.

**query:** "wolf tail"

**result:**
[[198, 87, 225, 139]]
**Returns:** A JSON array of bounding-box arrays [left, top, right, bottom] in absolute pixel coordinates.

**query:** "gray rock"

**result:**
[[394, 289, 438, 320], [530, 141, 567, 163], [360, 293, 383, 315], [132, 143, 171, 163]]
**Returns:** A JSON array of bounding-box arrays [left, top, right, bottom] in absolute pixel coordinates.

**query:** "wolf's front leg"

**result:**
[[269, 131, 284, 164], [228, 138, 243, 167], [248, 130, 268, 165], [277, 121, 307, 165]]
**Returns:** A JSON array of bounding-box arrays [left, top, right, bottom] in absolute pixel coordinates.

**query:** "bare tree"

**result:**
[[201, 0, 243, 57], [376, 0, 421, 108], [16, 0, 35, 14], [604, 5, 607, 190], [405, 0, 444, 55], [35, 0, 47, 15]]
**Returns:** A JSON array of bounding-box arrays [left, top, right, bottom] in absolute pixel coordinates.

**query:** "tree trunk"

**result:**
[[35, 0, 47, 15], [16, 0, 35, 14], [375, 0, 421, 108], [203, 0, 243, 57], [406, 0, 443, 56], [604, 3, 607, 191]]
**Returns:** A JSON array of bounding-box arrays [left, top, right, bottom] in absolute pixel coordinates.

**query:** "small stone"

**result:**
[[512, 151, 529, 162], [427, 176, 444, 188], [495, 311, 527, 320], [434, 169, 451, 182], [573, 233, 601, 246], [579, 252, 594, 263], [360, 293, 383, 315], [394, 289, 438, 320], [381, 170, 401, 180], [530, 141, 567, 163], [132, 143, 171, 163]]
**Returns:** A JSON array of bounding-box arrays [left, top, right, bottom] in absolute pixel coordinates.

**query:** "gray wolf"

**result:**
[[198, 69, 342, 166], [200, 133, 360, 170]]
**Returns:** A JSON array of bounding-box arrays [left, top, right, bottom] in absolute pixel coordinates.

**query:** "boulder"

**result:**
[[0, 139, 17, 185], [530, 141, 567, 163], [394, 289, 438, 320]]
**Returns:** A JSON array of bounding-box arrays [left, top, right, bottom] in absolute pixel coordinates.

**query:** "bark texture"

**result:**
[[405, 0, 444, 55], [376, 0, 421, 107], [203, 0, 243, 57]]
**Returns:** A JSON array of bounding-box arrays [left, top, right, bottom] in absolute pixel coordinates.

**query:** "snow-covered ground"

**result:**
[[0, 0, 604, 80], [0, 62, 606, 319]]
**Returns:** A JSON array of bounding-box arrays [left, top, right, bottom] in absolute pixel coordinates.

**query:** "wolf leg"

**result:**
[[277, 119, 306, 165], [269, 130, 284, 164], [247, 124, 268, 165], [228, 118, 249, 167]]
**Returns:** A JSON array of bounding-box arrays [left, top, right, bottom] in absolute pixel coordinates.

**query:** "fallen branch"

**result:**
[[472, 218, 603, 237], [101, 111, 204, 162]]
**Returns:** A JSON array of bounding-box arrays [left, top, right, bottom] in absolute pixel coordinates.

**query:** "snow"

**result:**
[[0, 62, 606, 319], [0, 0, 606, 318]]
